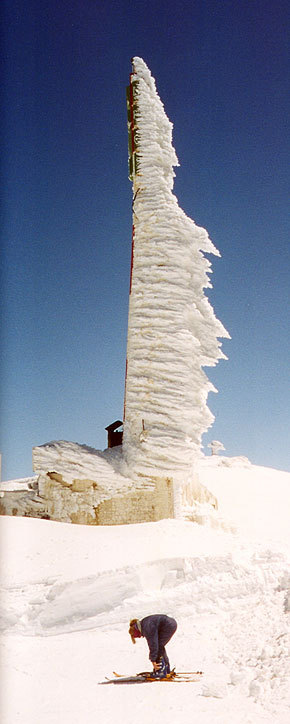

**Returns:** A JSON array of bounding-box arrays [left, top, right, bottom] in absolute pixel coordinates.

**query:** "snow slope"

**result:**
[[0, 459, 289, 723], [199, 456, 290, 546]]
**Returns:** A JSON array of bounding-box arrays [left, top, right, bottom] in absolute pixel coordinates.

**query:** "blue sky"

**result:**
[[1, 0, 289, 480]]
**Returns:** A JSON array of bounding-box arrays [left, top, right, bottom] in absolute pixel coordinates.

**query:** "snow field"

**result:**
[[0, 459, 289, 723]]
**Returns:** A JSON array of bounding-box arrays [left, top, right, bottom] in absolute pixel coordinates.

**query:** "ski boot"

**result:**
[[152, 657, 168, 679]]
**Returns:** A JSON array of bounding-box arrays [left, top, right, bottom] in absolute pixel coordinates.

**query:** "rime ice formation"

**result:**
[[123, 57, 229, 483], [32, 441, 133, 492]]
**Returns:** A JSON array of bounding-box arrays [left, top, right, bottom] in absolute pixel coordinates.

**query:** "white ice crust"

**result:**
[[123, 57, 230, 481]]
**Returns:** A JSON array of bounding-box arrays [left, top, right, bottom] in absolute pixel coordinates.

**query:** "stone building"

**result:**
[[0, 440, 217, 525]]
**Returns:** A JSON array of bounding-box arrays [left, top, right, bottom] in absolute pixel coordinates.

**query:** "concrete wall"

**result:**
[[35, 472, 174, 525], [0, 490, 47, 519], [0, 468, 217, 526], [95, 477, 174, 525]]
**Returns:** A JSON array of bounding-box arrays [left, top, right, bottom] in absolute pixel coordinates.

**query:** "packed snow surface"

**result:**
[[123, 57, 229, 481], [1, 458, 289, 723]]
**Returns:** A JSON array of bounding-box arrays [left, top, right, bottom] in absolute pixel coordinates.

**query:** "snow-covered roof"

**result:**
[[0, 476, 38, 492]]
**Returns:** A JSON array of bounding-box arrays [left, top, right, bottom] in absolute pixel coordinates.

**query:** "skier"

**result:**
[[128, 614, 177, 678]]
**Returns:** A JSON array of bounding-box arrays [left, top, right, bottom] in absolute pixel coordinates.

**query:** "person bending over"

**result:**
[[129, 614, 177, 678]]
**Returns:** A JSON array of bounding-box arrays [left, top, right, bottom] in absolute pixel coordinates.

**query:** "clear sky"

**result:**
[[1, 0, 289, 480]]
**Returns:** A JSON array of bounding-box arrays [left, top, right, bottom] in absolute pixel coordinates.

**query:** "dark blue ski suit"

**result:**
[[140, 614, 177, 669]]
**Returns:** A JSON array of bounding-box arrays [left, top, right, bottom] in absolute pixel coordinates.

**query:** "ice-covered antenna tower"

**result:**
[[123, 57, 229, 491]]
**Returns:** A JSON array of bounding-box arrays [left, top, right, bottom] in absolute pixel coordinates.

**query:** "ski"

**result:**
[[100, 670, 203, 685], [114, 669, 202, 678]]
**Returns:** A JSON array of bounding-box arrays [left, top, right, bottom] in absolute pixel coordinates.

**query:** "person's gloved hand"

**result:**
[[152, 661, 161, 671]]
